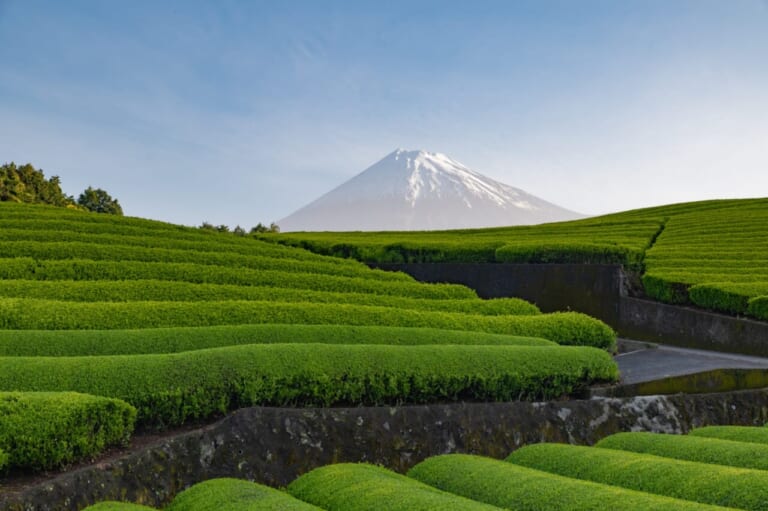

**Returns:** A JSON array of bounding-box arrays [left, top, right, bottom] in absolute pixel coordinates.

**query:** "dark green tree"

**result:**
[[0, 162, 75, 207], [77, 186, 124, 215], [250, 222, 280, 234]]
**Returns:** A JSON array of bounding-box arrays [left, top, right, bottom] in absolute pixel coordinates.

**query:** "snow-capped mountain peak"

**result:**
[[279, 149, 584, 231], [381, 148, 533, 209]]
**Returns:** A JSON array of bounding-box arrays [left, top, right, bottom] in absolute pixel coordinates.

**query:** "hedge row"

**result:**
[[269, 237, 505, 264], [287, 463, 502, 510], [0, 227, 358, 264], [408, 454, 727, 511], [0, 391, 136, 471], [0, 218, 219, 243], [0, 241, 414, 282], [644, 272, 768, 318], [166, 478, 322, 511], [0, 344, 618, 428], [506, 443, 768, 510], [595, 432, 768, 471], [0, 324, 555, 357], [495, 242, 646, 270], [0, 203, 189, 227], [83, 504, 155, 511], [643, 258, 768, 270], [641, 273, 695, 304], [748, 296, 768, 321], [688, 282, 768, 314], [0, 258, 476, 299], [0, 299, 615, 349], [638, 204, 768, 317], [690, 426, 768, 445], [0, 279, 540, 316], [267, 220, 663, 265]]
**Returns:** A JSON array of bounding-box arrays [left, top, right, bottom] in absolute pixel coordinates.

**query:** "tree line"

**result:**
[[199, 221, 280, 235], [1, 162, 123, 215]]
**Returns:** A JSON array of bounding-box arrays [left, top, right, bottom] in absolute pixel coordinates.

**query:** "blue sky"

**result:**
[[1, 1, 767, 227]]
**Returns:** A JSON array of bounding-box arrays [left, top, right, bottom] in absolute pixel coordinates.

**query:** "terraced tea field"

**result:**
[[265, 198, 768, 321], [0, 202, 617, 475], [84, 425, 768, 510]]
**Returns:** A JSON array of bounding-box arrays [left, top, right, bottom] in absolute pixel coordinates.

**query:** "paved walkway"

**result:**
[[615, 340, 768, 385]]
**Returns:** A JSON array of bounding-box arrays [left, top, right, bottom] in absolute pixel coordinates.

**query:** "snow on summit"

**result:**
[[279, 149, 584, 231]]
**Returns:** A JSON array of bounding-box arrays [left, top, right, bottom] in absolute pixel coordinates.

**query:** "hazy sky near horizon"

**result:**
[[1, 0, 767, 227]]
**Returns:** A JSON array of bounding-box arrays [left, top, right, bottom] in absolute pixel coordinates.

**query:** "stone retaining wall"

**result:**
[[4, 390, 768, 510], [372, 263, 768, 355]]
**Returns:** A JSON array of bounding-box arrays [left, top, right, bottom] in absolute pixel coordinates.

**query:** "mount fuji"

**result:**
[[279, 149, 584, 231]]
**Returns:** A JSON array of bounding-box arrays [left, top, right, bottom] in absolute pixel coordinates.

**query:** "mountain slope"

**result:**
[[279, 149, 584, 231]]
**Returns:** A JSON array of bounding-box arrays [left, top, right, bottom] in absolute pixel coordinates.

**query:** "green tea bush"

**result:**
[[0, 392, 136, 471], [0, 299, 615, 349], [81, 504, 156, 510], [265, 219, 664, 265], [0, 279, 539, 315], [3, 259, 476, 299], [166, 478, 322, 511], [287, 463, 502, 510], [0, 344, 618, 428], [506, 442, 768, 510], [0, 227, 360, 265], [748, 296, 768, 321], [0, 241, 414, 282], [0, 448, 7, 471], [688, 283, 768, 314], [640, 273, 692, 304], [261, 199, 768, 320], [639, 205, 768, 315], [0, 257, 37, 280], [408, 454, 728, 511], [495, 242, 645, 270], [690, 426, 768, 445], [596, 432, 768, 470], [0, 324, 555, 357]]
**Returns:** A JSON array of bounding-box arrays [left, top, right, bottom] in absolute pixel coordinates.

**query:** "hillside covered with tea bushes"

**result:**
[[263, 198, 768, 321], [83, 425, 768, 510], [0, 202, 617, 475]]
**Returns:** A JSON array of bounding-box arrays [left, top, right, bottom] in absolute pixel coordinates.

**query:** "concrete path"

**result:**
[[615, 340, 768, 385]]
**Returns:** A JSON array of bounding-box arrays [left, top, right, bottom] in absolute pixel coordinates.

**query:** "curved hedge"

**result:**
[[0, 241, 415, 282], [266, 218, 663, 265], [506, 442, 768, 510], [688, 283, 768, 314], [82, 504, 156, 511], [690, 426, 768, 445], [596, 432, 768, 470], [639, 205, 768, 317], [0, 258, 476, 299], [0, 392, 136, 471], [748, 296, 768, 321], [287, 463, 503, 510], [495, 242, 645, 270], [166, 478, 322, 511], [0, 299, 615, 349], [0, 228, 366, 264], [0, 279, 540, 315], [408, 454, 728, 511], [0, 324, 555, 357], [0, 344, 618, 428]]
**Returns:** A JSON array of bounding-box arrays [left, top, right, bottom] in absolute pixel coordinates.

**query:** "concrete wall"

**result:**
[[4, 391, 768, 510], [373, 263, 768, 355]]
